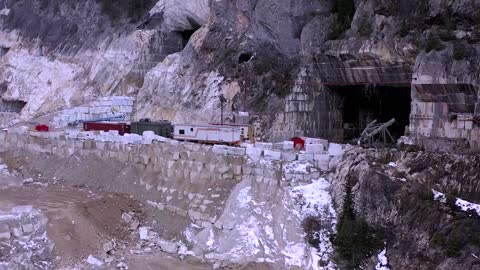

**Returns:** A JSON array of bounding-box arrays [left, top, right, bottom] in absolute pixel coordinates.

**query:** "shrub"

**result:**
[[358, 18, 372, 37], [439, 30, 456, 42], [453, 42, 467, 60], [424, 36, 445, 52], [398, 21, 409, 37], [329, 0, 356, 40], [302, 216, 323, 248], [99, 0, 154, 21], [333, 176, 384, 268]]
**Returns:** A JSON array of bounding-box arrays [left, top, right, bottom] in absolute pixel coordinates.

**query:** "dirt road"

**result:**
[[0, 185, 216, 269]]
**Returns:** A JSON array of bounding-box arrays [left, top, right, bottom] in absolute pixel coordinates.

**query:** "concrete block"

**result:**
[[305, 144, 325, 154], [328, 143, 343, 156], [227, 147, 246, 156], [466, 120, 473, 130], [283, 141, 294, 150], [254, 142, 273, 150], [246, 146, 263, 161], [314, 153, 330, 162], [317, 161, 329, 171], [281, 152, 297, 161], [304, 137, 328, 147], [298, 153, 314, 161], [264, 149, 281, 160], [212, 145, 228, 155]]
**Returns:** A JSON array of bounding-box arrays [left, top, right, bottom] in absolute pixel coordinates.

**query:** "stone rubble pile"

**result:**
[[0, 112, 19, 128], [0, 206, 53, 270]]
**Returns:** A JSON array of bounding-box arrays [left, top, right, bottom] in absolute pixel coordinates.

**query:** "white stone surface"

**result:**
[[264, 149, 282, 160], [328, 143, 343, 156], [305, 144, 325, 154]]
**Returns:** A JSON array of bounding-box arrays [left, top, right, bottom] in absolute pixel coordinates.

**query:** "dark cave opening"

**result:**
[[238, 53, 252, 64], [333, 85, 411, 142], [177, 28, 198, 48], [0, 47, 10, 58], [0, 100, 27, 113]]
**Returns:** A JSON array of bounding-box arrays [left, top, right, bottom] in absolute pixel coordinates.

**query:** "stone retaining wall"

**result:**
[[0, 130, 344, 229]]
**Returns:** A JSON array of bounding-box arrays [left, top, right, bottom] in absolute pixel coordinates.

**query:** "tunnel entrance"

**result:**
[[333, 85, 411, 142], [0, 100, 27, 113]]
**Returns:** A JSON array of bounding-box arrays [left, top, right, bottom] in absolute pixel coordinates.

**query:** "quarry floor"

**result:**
[[0, 182, 216, 269]]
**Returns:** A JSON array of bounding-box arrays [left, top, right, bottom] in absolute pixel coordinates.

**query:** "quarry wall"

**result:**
[[0, 130, 343, 231]]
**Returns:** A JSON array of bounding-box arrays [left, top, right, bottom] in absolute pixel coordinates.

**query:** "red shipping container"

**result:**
[[83, 122, 131, 135]]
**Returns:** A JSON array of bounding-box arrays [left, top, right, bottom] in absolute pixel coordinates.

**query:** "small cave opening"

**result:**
[[333, 84, 411, 143], [238, 53, 252, 64], [179, 29, 197, 48], [0, 100, 27, 113], [0, 47, 10, 58]]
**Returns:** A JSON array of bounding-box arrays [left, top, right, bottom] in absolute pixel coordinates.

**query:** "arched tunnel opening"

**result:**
[[331, 84, 412, 143], [0, 100, 27, 113], [178, 29, 197, 48]]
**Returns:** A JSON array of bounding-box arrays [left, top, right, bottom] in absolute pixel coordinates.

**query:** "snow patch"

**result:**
[[282, 242, 307, 267], [375, 245, 390, 270], [289, 178, 337, 269], [432, 189, 480, 216], [290, 178, 337, 220], [237, 186, 252, 208], [455, 198, 480, 216], [432, 189, 446, 203]]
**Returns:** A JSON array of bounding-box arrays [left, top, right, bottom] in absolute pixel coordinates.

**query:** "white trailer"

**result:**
[[173, 124, 242, 145]]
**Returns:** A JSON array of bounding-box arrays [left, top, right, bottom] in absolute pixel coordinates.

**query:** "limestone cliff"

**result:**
[[1, 0, 479, 150]]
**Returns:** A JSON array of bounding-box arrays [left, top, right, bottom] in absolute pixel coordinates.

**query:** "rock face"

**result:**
[[331, 147, 480, 270], [0, 0, 479, 150]]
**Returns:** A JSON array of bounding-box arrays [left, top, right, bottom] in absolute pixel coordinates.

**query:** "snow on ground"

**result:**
[[432, 189, 447, 203], [283, 161, 317, 174], [375, 245, 390, 270], [0, 163, 10, 176], [387, 162, 397, 167], [289, 178, 337, 270], [432, 189, 480, 216], [455, 198, 480, 216], [290, 178, 337, 221], [186, 154, 338, 269]]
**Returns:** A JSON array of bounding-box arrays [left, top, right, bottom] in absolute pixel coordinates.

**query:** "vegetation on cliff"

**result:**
[[333, 175, 383, 268]]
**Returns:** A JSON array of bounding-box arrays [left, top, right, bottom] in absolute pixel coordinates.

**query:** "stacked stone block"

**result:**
[[410, 101, 480, 149], [52, 96, 135, 128], [0, 129, 345, 229]]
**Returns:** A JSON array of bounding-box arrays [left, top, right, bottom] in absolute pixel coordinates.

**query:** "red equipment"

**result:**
[[291, 137, 305, 150], [35, 124, 49, 132], [83, 122, 130, 135]]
